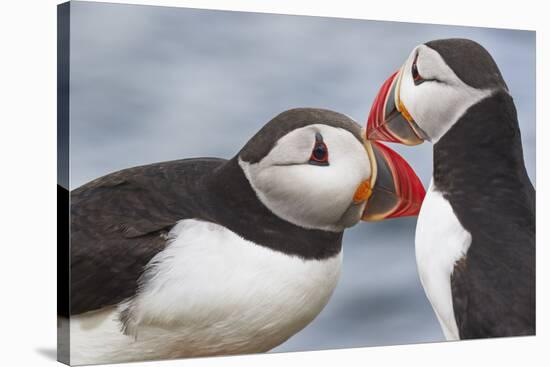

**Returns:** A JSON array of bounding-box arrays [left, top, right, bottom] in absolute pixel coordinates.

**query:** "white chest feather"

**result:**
[[70, 219, 342, 365], [415, 180, 471, 341]]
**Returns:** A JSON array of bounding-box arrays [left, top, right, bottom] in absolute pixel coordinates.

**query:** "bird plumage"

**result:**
[[365, 38, 536, 339], [67, 108, 382, 364], [434, 91, 535, 338]]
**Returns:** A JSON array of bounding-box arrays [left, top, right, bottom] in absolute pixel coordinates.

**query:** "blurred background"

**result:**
[[68, 1, 536, 352]]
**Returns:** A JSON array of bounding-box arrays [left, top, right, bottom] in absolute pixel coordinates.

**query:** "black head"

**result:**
[[239, 108, 363, 164], [236, 107, 425, 232], [366, 38, 512, 144], [425, 38, 508, 90]]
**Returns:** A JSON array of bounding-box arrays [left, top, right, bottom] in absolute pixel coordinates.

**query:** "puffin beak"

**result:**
[[366, 69, 427, 145], [356, 139, 426, 221]]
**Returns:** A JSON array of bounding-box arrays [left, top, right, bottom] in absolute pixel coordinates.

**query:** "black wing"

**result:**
[[70, 158, 226, 315], [450, 202, 536, 338]]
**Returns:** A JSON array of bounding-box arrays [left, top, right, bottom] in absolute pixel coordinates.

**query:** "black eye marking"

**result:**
[[309, 132, 329, 166], [412, 53, 441, 85], [412, 53, 425, 86]]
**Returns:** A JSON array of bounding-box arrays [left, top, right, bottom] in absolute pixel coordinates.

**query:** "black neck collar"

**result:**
[[200, 157, 343, 260], [434, 91, 529, 194], [433, 91, 534, 219]]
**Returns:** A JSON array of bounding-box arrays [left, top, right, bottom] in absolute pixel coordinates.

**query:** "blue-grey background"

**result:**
[[68, 1, 536, 352]]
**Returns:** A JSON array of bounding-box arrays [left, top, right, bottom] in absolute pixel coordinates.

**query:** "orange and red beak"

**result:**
[[357, 139, 425, 221], [366, 70, 427, 145]]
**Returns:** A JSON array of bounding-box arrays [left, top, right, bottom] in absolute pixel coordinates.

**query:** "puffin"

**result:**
[[365, 38, 535, 340], [67, 108, 425, 364]]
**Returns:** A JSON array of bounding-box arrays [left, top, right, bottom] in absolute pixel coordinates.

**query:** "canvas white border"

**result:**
[[0, 0, 546, 366]]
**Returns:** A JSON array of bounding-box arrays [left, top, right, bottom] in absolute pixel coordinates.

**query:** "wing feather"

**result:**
[[69, 158, 225, 315]]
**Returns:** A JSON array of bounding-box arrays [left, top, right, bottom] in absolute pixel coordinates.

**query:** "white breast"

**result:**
[[70, 219, 342, 365], [415, 179, 471, 341]]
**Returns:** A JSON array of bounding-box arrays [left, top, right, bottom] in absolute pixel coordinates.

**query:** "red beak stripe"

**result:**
[[374, 141, 425, 218], [366, 71, 402, 143]]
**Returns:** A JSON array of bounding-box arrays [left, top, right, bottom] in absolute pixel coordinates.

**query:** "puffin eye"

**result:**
[[309, 133, 329, 166], [412, 54, 425, 86]]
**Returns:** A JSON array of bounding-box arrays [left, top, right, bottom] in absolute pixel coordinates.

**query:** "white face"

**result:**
[[239, 124, 371, 232], [399, 45, 492, 143]]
